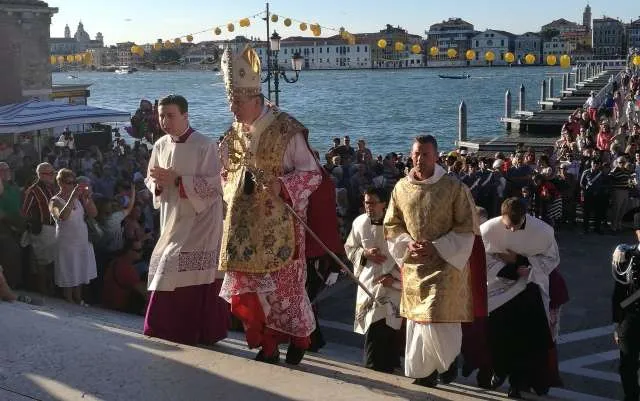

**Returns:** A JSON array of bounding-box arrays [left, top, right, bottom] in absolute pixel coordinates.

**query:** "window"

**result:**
[[475, 40, 479, 47], [320, 48, 322, 53], [501, 39, 504, 46], [284, 49, 287, 54], [364, 46, 368, 52], [357, 46, 360, 52]]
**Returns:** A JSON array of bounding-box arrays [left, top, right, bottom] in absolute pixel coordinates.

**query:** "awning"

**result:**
[[0, 99, 130, 134]]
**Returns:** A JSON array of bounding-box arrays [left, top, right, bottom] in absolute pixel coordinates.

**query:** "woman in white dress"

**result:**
[[49, 168, 98, 304]]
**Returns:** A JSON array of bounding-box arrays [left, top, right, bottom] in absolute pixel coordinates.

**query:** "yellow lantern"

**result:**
[[429, 46, 438, 57], [164, 40, 173, 48], [227, 23, 235, 32], [130, 45, 139, 54], [377, 39, 387, 49], [560, 54, 571, 68], [485, 51, 495, 62], [547, 54, 557, 66], [284, 18, 292, 27], [447, 48, 457, 59], [66, 54, 74, 63], [299, 22, 307, 31], [345, 33, 355, 45], [57, 56, 65, 64], [632, 55, 640, 66], [525, 53, 536, 64], [239, 18, 250, 28], [50, 55, 57, 65], [214, 27, 222, 36], [394, 42, 404, 52], [411, 44, 421, 54], [82, 53, 92, 63], [153, 42, 163, 50], [271, 14, 278, 23], [74, 54, 83, 62], [465, 49, 476, 61], [310, 23, 321, 36], [186, 34, 193, 42], [174, 38, 181, 45], [504, 52, 515, 64]]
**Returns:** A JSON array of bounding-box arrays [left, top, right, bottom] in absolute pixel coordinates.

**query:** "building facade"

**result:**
[[424, 18, 477, 63], [0, 0, 58, 104], [626, 18, 640, 52], [592, 17, 626, 57], [543, 36, 570, 57], [515, 32, 542, 64], [470, 29, 516, 66], [50, 21, 103, 55]]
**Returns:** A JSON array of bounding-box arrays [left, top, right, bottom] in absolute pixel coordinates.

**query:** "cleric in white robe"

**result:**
[[480, 197, 559, 397], [143, 94, 229, 346], [345, 186, 402, 373]]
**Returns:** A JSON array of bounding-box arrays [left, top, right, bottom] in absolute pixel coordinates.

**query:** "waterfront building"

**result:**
[[424, 17, 477, 66], [470, 29, 516, 66], [50, 21, 103, 56], [541, 18, 584, 35], [0, 0, 58, 104], [592, 17, 626, 57], [543, 36, 570, 57], [116, 41, 135, 66], [356, 25, 423, 69], [86, 46, 118, 68], [626, 18, 640, 52], [515, 32, 542, 64]]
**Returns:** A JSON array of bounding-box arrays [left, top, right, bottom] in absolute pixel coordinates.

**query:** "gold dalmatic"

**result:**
[[384, 175, 474, 323], [219, 107, 306, 274]]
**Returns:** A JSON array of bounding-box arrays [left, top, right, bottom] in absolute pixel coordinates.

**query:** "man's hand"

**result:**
[[364, 248, 387, 265], [408, 240, 436, 258], [498, 250, 518, 264], [375, 274, 395, 288], [613, 324, 619, 345], [149, 167, 178, 188], [517, 266, 530, 278]]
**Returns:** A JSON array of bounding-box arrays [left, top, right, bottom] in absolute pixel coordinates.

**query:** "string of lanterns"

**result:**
[[632, 55, 640, 66], [411, 45, 573, 67]]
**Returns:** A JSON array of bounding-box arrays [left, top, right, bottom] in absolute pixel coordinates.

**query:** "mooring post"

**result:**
[[561, 73, 567, 95], [504, 89, 512, 130], [540, 79, 547, 110], [458, 100, 467, 142], [548, 77, 555, 99], [519, 84, 525, 111]]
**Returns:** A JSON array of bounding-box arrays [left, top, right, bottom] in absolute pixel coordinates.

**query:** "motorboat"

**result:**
[[438, 73, 471, 79], [115, 66, 134, 74]]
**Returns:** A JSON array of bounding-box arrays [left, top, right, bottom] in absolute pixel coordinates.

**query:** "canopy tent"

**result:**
[[0, 99, 130, 134]]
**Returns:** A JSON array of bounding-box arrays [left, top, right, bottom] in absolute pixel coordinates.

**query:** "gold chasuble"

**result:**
[[385, 170, 475, 323], [219, 107, 305, 274]]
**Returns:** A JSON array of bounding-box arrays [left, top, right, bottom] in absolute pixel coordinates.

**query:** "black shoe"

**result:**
[[461, 362, 474, 378], [490, 374, 506, 389], [285, 342, 306, 365], [507, 386, 523, 399], [254, 348, 280, 364], [532, 385, 549, 396], [476, 369, 493, 389], [439, 358, 458, 384], [413, 371, 438, 388]]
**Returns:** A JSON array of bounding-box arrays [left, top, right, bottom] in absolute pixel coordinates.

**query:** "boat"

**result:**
[[438, 73, 471, 80], [115, 66, 134, 74], [67, 74, 79, 79]]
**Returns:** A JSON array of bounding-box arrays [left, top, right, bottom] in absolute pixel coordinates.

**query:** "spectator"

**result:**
[[0, 162, 24, 289], [102, 185, 137, 255], [609, 156, 631, 233], [49, 168, 98, 304], [102, 239, 148, 314], [580, 159, 608, 234], [355, 139, 373, 165], [56, 127, 75, 150]]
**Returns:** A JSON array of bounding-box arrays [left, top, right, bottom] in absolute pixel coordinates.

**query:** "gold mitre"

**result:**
[[221, 44, 262, 102]]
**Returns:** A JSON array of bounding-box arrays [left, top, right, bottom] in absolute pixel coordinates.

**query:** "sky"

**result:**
[[47, 0, 640, 46]]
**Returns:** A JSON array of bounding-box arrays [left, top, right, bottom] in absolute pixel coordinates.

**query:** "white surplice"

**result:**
[[386, 165, 475, 378], [480, 215, 560, 314], [345, 213, 402, 335], [145, 130, 224, 291]]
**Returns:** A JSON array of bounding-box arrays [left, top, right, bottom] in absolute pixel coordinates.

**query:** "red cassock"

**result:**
[[461, 235, 492, 372]]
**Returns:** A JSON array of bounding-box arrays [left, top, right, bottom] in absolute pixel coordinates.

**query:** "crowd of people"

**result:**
[[1, 49, 639, 400]]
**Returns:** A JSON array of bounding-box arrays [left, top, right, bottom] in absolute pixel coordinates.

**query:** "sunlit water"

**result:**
[[53, 66, 561, 155]]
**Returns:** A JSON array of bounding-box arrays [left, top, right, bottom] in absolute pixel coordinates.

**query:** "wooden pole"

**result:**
[[504, 89, 512, 130], [540, 79, 547, 110], [548, 77, 555, 99], [519, 84, 525, 111]]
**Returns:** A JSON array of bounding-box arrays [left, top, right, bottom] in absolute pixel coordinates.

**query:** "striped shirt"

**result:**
[[609, 168, 631, 191], [21, 181, 55, 225]]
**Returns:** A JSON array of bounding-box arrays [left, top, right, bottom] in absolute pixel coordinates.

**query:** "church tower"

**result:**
[[583, 4, 592, 30], [64, 23, 70, 38]]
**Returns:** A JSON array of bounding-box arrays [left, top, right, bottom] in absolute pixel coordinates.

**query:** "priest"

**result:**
[[143, 94, 229, 346], [384, 135, 475, 387], [345, 186, 402, 373], [218, 45, 322, 365], [480, 197, 559, 398]]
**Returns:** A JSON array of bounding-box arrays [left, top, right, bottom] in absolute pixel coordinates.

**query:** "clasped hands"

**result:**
[[408, 240, 436, 259], [497, 249, 530, 278], [149, 166, 177, 188]]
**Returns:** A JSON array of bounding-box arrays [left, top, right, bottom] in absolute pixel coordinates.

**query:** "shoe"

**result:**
[[413, 371, 438, 388], [532, 385, 549, 396], [439, 358, 458, 384], [490, 374, 506, 389], [476, 369, 493, 389], [285, 342, 306, 365], [507, 386, 523, 399], [254, 348, 280, 364]]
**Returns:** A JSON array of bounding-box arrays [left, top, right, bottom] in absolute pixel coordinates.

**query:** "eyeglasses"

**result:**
[[63, 179, 76, 185], [40, 171, 54, 176]]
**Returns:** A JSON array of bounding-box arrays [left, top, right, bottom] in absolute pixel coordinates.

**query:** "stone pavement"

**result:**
[[0, 297, 600, 401]]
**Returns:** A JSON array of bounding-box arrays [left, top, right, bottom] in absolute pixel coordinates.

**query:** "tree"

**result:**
[[150, 49, 181, 64], [541, 28, 560, 42]]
